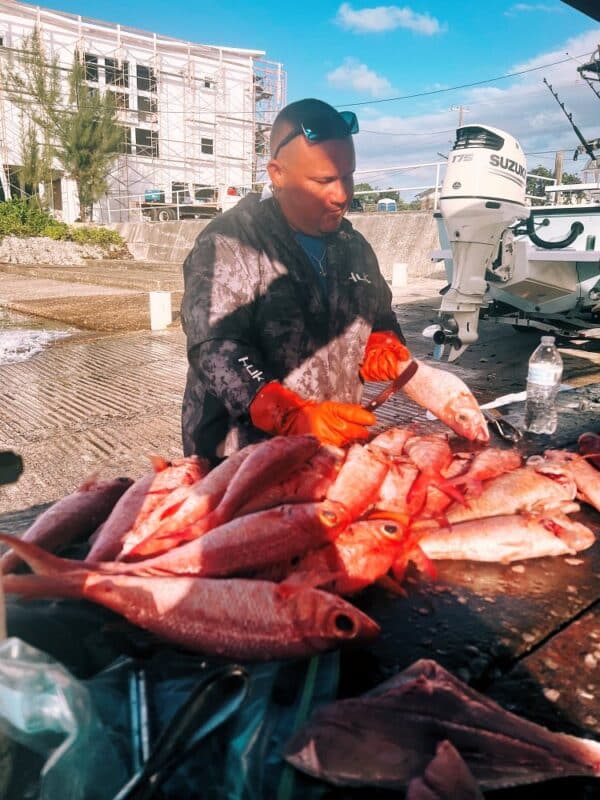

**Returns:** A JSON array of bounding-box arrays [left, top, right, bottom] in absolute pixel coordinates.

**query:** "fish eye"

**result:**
[[383, 524, 399, 534], [333, 613, 356, 635]]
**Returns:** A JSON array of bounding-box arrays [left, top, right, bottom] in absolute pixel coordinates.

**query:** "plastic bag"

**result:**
[[86, 649, 340, 800], [0, 637, 128, 800]]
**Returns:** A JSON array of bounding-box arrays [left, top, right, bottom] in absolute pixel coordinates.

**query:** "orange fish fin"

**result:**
[[77, 473, 100, 491], [376, 574, 407, 597], [122, 531, 189, 560], [0, 533, 83, 576], [276, 569, 340, 599], [410, 546, 438, 579], [450, 477, 483, 497], [406, 473, 429, 515], [149, 455, 171, 472], [432, 475, 469, 506]]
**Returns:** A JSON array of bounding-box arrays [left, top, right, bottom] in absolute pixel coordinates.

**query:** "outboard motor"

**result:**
[[436, 124, 530, 360]]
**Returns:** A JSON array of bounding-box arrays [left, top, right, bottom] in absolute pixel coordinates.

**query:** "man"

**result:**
[[181, 98, 486, 463]]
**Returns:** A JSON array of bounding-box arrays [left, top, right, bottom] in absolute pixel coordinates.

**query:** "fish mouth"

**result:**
[[319, 500, 351, 528], [451, 406, 490, 442]]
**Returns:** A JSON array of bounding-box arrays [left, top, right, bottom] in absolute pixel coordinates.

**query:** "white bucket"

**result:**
[[392, 262, 408, 288], [149, 291, 173, 331]]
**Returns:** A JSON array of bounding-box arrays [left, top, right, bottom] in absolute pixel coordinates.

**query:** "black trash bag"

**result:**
[[86, 649, 340, 800]]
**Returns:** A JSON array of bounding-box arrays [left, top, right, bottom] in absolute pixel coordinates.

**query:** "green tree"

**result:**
[[17, 120, 53, 203], [557, 170, 583, 203], [1, 28, 122, 220], [353, 182, 378, 204], [383, 187, 401, 204], [526, 165, 553, 201], [58, 59, 122, 219]]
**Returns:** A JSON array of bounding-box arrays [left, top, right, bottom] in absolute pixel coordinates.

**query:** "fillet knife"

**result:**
[[363, 360, 419, 412]]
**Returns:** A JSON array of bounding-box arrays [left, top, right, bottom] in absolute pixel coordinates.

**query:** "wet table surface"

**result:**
[[1, 384, 599, 799]]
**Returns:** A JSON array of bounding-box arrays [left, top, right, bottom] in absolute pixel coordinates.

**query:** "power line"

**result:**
[[361, 128, 455, 137], [341, 52, 591, 107]]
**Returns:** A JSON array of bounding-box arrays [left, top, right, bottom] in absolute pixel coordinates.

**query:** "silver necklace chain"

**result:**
[[307, 250, 327, 277]]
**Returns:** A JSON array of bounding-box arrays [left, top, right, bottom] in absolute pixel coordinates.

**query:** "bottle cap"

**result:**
[[540, 336, 555, 345]]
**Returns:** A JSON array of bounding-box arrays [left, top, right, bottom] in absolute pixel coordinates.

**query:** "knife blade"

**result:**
[[363, 360, 419, 413]]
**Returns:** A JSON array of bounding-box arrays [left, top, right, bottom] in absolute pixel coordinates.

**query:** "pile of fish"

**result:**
[[284, 658, 600, 792], [1, 427, 598, 660]]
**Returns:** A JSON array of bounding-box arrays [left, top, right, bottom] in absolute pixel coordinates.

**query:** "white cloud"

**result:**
[[351, 29, 600, 192], [505, 3, 564, 15], [336, 3, 444, 35], [327, 57, 396, 97]]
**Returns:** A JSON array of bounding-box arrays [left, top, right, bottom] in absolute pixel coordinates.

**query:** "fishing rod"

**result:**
[[543, 77, 598, 163]]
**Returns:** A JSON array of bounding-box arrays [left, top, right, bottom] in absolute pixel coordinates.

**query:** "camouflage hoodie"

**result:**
[[181, 193, 403, 462]]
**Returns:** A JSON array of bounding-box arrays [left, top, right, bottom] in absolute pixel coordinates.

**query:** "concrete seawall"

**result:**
[[113, 210, 441, 280]]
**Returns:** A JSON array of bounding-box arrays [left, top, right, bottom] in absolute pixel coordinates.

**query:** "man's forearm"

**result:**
[[188, 339, 276, 419]]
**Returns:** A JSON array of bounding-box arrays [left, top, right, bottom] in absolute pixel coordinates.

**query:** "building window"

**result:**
[[110, 91, 129, 110], [201, 137, 214, 155], [105, 57, 129, 87], [51, 177, 63, 211], [136, 65, 157, 93], [137, 95, 157, 119], [135, 128, 159, 158], [203, 78, 215, 89], [171, 182, 189, 203], [84, 53, 98, 82]]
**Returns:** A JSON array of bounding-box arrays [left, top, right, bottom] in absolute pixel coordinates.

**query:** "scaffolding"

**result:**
[[252, 58, 287, 187], [0, 0, 287, 222]]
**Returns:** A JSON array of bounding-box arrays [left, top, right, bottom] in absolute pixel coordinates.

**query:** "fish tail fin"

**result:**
[[3, 572, 86, 600], [0, 533, 83, 576]]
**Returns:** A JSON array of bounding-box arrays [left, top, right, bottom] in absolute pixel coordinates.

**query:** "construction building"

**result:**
[[0, 0, 286, 222]]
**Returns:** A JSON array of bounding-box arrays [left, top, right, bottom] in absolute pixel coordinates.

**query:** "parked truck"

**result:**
[[141, 184, 244, 221]]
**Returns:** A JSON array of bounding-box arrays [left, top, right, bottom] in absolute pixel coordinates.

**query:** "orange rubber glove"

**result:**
[[250, 382, 376, 447], [360, 331, 411, 382]]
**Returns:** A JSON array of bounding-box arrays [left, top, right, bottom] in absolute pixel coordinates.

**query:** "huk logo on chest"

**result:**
[[349, 272, 372, 284], [238, 356, 264, 381]]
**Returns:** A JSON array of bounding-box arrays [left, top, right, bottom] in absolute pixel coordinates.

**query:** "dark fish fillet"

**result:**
[[284, 659, 600, 790]]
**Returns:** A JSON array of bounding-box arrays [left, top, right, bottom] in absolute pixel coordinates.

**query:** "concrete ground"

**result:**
[[1, 259, 600, 513]]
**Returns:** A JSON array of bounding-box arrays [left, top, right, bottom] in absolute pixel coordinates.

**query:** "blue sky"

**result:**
[[33, 1, 600, 192]]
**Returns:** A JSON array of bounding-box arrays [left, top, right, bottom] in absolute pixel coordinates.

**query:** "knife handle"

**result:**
[[364, 360, 418, 413]]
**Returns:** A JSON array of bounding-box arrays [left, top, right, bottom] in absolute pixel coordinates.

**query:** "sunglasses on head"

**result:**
[[272, 110, 359, 159]]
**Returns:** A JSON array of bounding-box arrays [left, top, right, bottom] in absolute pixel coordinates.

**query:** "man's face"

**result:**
[[267, 134, 355, 237]]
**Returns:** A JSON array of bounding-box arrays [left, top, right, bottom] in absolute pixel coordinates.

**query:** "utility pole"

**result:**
[[554, 150, 564, 185], [450, 104, 469, 127]]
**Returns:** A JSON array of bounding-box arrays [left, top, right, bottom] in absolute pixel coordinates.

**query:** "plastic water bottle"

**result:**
[[524, 335, 563, 434]]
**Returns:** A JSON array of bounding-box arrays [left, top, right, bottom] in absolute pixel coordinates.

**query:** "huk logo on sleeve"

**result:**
[[238, 356, 264, 381], [349, 272, 372, 284]]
